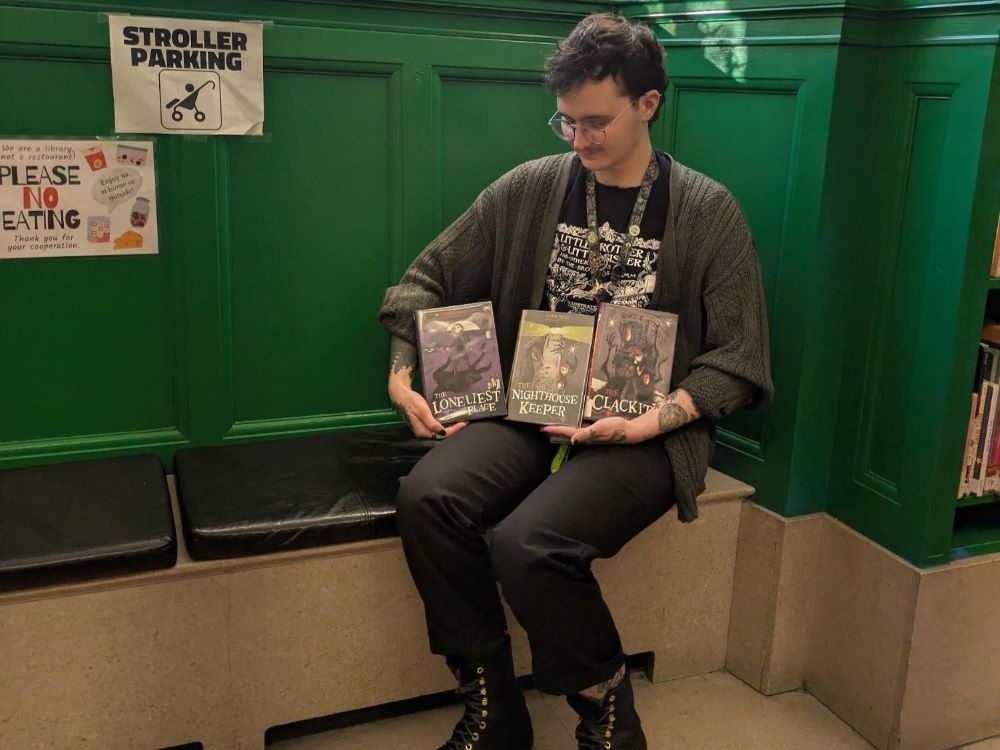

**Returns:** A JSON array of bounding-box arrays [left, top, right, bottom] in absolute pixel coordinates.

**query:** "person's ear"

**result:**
[[639, 90, 660, 122]]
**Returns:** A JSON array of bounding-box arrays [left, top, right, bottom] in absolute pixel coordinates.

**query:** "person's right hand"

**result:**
[[389, 382, 467, 440]]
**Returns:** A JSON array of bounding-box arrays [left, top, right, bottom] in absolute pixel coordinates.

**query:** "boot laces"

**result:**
[[576, 693, 617, 749], [442, 665, 489, 750]]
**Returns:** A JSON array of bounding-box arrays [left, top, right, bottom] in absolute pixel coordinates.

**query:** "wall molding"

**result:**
[[0, 428, 188, 468], [226, 409, 399, 441], [1, 1, 995, 58]]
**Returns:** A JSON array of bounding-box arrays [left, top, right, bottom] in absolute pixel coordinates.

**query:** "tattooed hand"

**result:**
[[541, 417, 637, 445], [388, 382, 468, 440], [540, 389, 701, 445], [390, 397, 409, 423], [387, 336, 467, 440]]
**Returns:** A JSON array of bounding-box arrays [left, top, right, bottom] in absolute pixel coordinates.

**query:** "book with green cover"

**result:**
[[506, 310, 595, 427]]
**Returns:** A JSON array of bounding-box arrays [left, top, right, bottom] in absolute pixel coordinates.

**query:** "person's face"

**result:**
[[554, 77, 659, 174]]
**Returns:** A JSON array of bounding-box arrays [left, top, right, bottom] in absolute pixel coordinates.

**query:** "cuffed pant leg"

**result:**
[[489, 439, 676, 694]]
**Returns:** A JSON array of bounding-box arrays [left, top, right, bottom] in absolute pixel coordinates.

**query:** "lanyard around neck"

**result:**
[[584, 150, 659, 274]]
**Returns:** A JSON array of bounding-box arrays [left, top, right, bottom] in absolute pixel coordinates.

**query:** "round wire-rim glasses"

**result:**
[[547, 99, 638, 145]]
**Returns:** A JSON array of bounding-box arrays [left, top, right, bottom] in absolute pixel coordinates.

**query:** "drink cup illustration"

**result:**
[[82, 146, 107, 171]]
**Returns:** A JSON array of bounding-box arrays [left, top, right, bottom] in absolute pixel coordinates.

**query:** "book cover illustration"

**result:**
[[584, 303, 679, 421], [506, 310, 595, 427], [415, 302, 506, 423]]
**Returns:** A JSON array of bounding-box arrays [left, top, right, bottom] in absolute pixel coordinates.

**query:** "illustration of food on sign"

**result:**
[[82, 146, 107, 171], [87, 216, 111, 244], [113, 230, 143, 250], [115, 145, 148, 167], [130, 197, 150, 228]]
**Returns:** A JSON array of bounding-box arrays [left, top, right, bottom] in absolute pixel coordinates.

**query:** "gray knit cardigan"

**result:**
[[379, 152, 773, 522]]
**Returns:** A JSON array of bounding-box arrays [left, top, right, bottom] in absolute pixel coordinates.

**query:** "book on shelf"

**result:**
[[989, 212, 1000, 278], [970, 381, 997, 496], [986, 397, 1000, 494], [959, 392, 979, 497], [506, 310, 594, 428], [414, 301, 506, 424], [958, 326, 1000, 499], [583, 303, 679, 421], [982, 320, 1000, 346]]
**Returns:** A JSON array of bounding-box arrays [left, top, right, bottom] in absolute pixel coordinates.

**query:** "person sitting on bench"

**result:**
[[379, 12, 773, 749]]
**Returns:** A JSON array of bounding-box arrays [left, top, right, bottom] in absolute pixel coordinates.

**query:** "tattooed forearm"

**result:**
[[389, 337, 417, 377], [624, 389, 700, 441], [657, 391, 693, 434]]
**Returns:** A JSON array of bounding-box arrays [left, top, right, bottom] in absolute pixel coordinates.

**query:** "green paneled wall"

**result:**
[[653, 36, 839, 515], [669, 82, 798, 451], [439, 76, 560, 223], [1, 0, 998, 568], [227, 70, 395, 423], [0, 3, 577, 457]]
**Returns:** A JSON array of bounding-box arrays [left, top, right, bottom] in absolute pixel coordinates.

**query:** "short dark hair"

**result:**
[[544, 13, 668, 122]]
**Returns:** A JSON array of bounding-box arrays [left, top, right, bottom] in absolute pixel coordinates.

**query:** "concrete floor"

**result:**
[[267, 670, 1000, 750]]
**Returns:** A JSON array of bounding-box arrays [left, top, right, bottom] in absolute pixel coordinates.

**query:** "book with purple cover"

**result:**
[[415, 302, 506, 423]]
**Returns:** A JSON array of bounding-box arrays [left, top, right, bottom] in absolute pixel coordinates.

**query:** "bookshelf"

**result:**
[[825, 30, 1000, 569], [951, 501, 1000, 562], [947, 92, 1000, 564], [956, 494, 1000, 509]]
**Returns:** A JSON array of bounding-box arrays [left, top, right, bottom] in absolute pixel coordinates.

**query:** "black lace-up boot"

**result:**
[[566, 665, 646, 750], [437, 636, 533, 750]]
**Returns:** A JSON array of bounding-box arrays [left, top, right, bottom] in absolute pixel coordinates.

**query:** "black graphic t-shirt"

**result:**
[[544, 151, 670, 315]]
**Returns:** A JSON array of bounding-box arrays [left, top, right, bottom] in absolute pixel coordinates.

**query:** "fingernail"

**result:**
[[437, 428, 446, 437]]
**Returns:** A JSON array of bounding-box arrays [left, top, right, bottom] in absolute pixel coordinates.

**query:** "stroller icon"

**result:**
[[165, 80, 217, 123]]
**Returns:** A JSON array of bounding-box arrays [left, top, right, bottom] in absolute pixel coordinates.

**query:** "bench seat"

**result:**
[[0, 454, 176, 591], [174, 426, 434, 560], [0, 450, 753, 750]]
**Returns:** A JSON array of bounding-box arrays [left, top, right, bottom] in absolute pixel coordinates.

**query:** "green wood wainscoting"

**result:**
[[0, 0, 997, 567]]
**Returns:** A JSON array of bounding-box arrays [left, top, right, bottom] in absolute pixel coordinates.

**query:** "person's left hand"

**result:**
[[541, 417, 642, 445]]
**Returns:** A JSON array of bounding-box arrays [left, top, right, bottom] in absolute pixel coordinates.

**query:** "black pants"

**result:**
[[395, 420, 676, 695]]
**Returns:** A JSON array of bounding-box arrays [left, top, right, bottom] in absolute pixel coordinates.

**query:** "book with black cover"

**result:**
[[415, 301, 506, 423], [506, 310, 595, 427], [583, 303, 679, 421]]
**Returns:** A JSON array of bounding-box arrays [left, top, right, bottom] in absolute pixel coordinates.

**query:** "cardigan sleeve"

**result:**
[[379, 188, 497, 345], [677, 191, 774, 419]]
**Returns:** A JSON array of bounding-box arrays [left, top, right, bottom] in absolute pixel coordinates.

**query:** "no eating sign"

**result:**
[[108, 15, 264, 136]]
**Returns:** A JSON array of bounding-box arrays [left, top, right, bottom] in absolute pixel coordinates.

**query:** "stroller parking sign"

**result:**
[[109, 15, 264, 136]]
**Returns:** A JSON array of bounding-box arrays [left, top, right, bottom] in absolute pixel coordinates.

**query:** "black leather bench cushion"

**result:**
[[0, 455, 176, 591], [173, 426, 434, 561]]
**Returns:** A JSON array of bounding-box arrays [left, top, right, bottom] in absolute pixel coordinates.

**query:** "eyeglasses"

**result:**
[[547, 99, 637, 145]]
